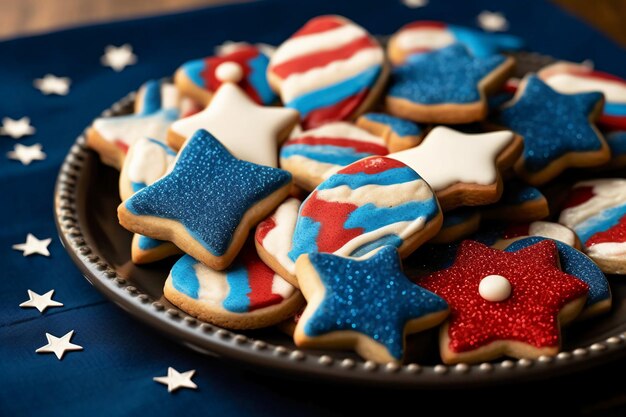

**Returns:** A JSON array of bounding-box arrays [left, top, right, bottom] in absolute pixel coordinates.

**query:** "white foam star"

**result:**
[[388, 126, 514, 191], [477, 11, 509, 32], [402, 0, 428, 8], [1, 117, 35, 139], [34, 74, 71, 96], [154, 367, 198, 393], [101, 44, 137, 72], [20, 290, 63, 313], [13, 233, 52, 256], [7, 143, 46, 165], [36, 330, 83, 360], [170, 82, 298, 167]]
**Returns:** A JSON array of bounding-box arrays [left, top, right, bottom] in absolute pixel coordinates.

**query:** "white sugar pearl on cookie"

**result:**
[[478, 274, 511, 302], [215, 62, 244, 83]]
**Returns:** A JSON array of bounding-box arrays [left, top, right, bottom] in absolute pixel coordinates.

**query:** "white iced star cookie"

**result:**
[[36, 330, 83, 360], [20, 289, 63, 313], [101, 44, 137, 72], [7, 143, 46, 165], [33, 74, 71, 95], [388, 126, 522, 210], [153, 367, 197, 393], [1, 117, 35, 139], [168, 66, 299, 167], [86, 80, 180, 169]]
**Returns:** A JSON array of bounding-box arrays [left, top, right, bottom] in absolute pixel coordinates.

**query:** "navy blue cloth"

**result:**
[[1, 1, 626, 415]]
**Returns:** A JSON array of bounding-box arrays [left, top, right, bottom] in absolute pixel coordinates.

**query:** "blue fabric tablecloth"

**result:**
[[1, 1, 626, 415]]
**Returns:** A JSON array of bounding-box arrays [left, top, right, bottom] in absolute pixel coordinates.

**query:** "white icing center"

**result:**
[[215, 62, 244, 84], [478, 275, 511, 302], [395, 28, 455, 52]]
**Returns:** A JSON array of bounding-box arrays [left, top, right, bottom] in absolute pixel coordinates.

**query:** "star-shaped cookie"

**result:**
[[417, 240, 588, 364], [119, 129, 292, 270], [167, 82, 298, 167], [499, 75, 609, 185], [386, 44, 514, 123], [388, 126, 522, 210], [295, 246, 448, 363], [86, 80, 179, 169]]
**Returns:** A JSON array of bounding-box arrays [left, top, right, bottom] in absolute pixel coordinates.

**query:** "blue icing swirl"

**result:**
[[504, 237, 610, 307], [362, 113, 421, 137], [126, 129, 291, 256], [304, 246, 448, 360], [499, 76, 604, 172], [139, 80, 162, 115], [170, 255, 200, 299], [389, 44, 506, 105]]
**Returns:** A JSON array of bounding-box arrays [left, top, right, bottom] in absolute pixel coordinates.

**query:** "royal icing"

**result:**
[[505, 236, 610, 312], [559, 179, 626, 261], [478, 275, 511, 302], [268, 15, 384, 129], [169, 250, 295, 314], [390, 21, 523, 61], [300, 246, 448, 360], [255, 198, 301, 276], [499, 75, 606, 176], [279, 122, 388, 189], [539, 63, 626, 130], [177, 44, 276, 105], [126, 138, 177, 193], [288, 156, 441, 261], [92, 80, 179, 153], [418, 240, 588, 354], [125, 129, 292, 257], [388, 126, 514, 191], [388, 44, 508, 106], [169, 83, 298, 167]]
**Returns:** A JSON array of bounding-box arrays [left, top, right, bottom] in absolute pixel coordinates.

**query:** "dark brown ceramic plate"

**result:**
[[54, 52, 626, 387]]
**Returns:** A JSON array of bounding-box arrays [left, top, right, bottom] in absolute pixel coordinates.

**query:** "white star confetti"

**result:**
[[477, 11, 509, 32], [33, 74, 71, 96], [36, 330, 83, 360], [101, 44, 137, 72], [13, 233, 51, 256], [20, 290, 63, 313], [402, 0, 428, 8], [0, 117, 35, 139], [7, 143, 46, 165], [154, 367, 198, 393]]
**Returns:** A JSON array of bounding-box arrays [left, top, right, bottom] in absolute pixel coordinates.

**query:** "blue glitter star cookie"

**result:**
[[294, 246, 448, 363], [499, 75, 609, 185], [118, 129, 292, 270], [386, 44, 514, 124]]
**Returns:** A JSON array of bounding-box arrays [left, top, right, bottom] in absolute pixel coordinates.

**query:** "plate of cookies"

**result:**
[[55, 16, 626, 387]]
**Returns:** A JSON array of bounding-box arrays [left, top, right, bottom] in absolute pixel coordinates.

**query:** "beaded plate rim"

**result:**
[[54, 73, 626, 389]]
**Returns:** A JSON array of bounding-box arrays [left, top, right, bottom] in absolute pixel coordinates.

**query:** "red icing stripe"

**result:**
[[271, 36, 376, 79], [255, 215, 277, 244], [292, 16, 345, 37], [501, 223, 531, 240], [114, 140, 129, 154], [285, 136, 389, 155], [586, 214, 626, 246], [301, 192, 363, 253], [200, 47, 263, 104], [403, 21, 447, 30], [301, 89, 369, 129], [562, 186, 595, 210], [339, 156, 406, 175], [241, 247, 283, 311], [599, 114, 626, 131], [575, 69, 626, 85]]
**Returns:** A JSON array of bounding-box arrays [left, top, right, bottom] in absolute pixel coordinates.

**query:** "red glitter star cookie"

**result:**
[[416, 240, 588, 364]]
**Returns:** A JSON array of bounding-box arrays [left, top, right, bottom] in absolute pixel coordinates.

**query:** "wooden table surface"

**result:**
[[0, 0, 625, 48]]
